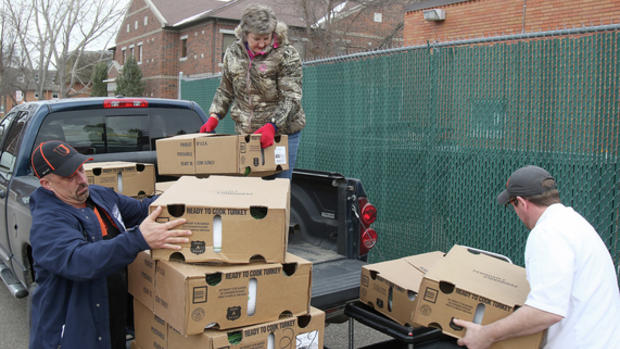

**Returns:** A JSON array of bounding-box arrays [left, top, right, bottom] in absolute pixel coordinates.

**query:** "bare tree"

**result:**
[[1, 2, 29, 105], [3, 0, 126, 99], [296, 0, 411, 59]]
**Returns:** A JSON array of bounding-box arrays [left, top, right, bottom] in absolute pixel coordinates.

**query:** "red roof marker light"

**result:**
[[104, 98, 148, 108]]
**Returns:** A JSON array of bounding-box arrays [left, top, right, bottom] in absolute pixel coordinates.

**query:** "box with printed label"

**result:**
[[129, 251, 312, 335], [167, 306, 325, 349], [412, 245, 544, 349], [155, 133, 288, 176], [133, 299, 324, 349], [149, 175, 289, 263], [84, 161, 155, 197], [359, 251, 444, 326]]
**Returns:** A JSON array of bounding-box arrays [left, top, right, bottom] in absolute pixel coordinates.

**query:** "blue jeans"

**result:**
[[274, 131, 300, 179]]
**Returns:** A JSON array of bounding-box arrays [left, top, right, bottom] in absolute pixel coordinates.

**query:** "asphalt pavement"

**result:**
[[324, 318, 392, 348], [0, 283, 29, 348]]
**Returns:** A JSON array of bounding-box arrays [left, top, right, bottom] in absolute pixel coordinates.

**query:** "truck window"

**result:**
[[0, 111, 17, 142], [34, 108, 203, 155], [0, 111, 28, 177], [107, 114, 149, 152], [148, 109, 202, 148]]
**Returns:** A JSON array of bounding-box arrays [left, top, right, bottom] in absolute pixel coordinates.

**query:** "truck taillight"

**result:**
[[104, 98, 148, 108], [361, 203, 377, 225], [358, 197, 378, 256]]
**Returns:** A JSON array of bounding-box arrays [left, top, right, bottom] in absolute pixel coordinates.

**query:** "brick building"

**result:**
[[0, 69, 60, 117], [110, 0, 406, 99], [403, 0, 620, 46]]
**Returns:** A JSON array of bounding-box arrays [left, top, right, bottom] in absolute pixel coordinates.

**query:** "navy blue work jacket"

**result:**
[[28, 185, 154, 349]]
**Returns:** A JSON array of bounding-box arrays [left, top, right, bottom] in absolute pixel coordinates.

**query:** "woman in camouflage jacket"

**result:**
[[201, 4, 305, 179]]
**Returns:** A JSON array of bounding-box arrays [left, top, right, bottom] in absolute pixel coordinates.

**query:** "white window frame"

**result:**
[[126, 24, 130, 33], [220, 29, 236, 62], [179, 34, 188, 61], [144, 16, 148, 26]]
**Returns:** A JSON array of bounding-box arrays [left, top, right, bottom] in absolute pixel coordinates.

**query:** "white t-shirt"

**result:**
[[524, 203, 620, 349]]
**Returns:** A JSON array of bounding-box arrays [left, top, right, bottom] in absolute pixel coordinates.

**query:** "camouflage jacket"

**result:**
[[209, 22, 306, 135]]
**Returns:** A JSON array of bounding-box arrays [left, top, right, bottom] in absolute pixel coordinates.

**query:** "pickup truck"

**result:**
[[0, 97, 378, 326]]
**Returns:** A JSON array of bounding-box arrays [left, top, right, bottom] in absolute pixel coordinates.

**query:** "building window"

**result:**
[[129, 45, 135, 59], [180, 35, 188, 60], [144, 16, 148, 26], [374, 13, 382, 23], [221, 31, 235, 62], [126, 24, 130, 33], [137, 43, 143, 64], [122, 48, 127, 63], [135, 20, 138, 30]]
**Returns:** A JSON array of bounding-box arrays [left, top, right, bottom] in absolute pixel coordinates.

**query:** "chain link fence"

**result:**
[[180, 28, 619, 278]]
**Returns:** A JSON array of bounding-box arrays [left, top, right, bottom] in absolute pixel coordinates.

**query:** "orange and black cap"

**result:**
[[31, 140, 92, 178]]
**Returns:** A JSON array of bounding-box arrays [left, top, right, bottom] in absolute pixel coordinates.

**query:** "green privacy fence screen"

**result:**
[[180, 29, 620, 276]]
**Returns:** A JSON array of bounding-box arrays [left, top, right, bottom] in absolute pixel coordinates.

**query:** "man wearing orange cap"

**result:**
[[28, 140, 191, 349]]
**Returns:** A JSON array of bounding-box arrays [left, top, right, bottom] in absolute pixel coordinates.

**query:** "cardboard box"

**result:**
[[359, 251, 444, 326], [128, 251, 312, 334], [155, 180, 177, 195], [134, 298, 324, 349], [128, 251, 155, 310], [167, 306, 325, 349], [84, 161, 155, 197], [149, 175, 290, 263], [413, 245, 544, 349], [133, 298, 166, 349], [156, 133, 288, 176]]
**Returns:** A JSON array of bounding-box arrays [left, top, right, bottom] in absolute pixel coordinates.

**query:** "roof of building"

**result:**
[[147, 0, 308, 28]]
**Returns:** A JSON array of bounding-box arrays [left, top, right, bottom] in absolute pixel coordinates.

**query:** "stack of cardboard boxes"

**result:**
[[126, 134, 324, 349], [359, 245, 545, 349]]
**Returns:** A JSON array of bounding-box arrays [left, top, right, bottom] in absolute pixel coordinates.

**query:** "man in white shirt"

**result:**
[[453, 165, 620, 349]]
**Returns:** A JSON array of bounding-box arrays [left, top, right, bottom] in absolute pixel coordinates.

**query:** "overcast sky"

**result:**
[[86, 0, 130, 51]]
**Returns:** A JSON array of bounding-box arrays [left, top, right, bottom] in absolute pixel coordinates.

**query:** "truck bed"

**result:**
[[288, 240, 365, 312]]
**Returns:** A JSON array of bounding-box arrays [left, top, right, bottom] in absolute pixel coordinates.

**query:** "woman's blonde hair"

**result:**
[[238, 4, 277, 37]]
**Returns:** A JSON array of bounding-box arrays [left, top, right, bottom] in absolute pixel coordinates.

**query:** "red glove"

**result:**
[[200, 116, 219, 133], [253, 123, 276, 148]]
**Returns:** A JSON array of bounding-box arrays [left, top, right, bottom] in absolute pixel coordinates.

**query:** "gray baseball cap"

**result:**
[[497, 165, 555, 205]]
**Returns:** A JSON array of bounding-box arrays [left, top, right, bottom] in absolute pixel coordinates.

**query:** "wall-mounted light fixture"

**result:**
[[423, 9, 446, 22]]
